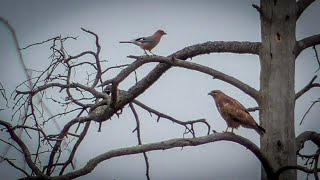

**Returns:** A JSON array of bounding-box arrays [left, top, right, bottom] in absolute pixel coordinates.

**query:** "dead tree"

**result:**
[[1, 0, 320, 179]]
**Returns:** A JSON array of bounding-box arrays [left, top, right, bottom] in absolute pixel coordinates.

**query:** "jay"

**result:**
[[119, 30, 166, 55]]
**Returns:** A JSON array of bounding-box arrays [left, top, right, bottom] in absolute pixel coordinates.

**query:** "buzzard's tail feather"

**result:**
[[255, 124, 266, 136]]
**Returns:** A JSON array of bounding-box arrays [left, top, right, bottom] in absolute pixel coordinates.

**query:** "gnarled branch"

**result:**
[[51, 133, 274, 180], [296, 0, 316, 20], [128, 55, 260, 103], [296, 131, 320, 152]]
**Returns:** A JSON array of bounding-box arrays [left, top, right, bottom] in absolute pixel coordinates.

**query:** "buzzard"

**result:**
[[208, 90, 265, 136]]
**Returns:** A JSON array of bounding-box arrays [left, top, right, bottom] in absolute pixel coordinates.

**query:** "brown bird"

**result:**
[[119, 30, 166, 55], [208, 90, 265, 136]]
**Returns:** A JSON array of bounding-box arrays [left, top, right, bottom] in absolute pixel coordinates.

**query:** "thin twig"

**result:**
[[129, 103, 150, 180], [133, 99, 210, 137], [0, 156, 30, 176], [300, 99, 320, 125], [20, 36, 77, 50], [59, 121, 91, 175], [296, 75, 319, 100], [313, 46, 320, 72], [101, 64, 130, 75]]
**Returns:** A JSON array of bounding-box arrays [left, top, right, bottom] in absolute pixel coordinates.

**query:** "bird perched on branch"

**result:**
[[208, 90, 265, 136], [119, 30, 166, 55]]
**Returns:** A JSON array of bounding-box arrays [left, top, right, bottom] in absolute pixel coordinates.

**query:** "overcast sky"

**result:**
[[0, 1, 320, 180]]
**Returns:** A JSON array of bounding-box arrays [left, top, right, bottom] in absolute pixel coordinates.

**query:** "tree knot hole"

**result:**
[[274, 0, 277, 6], [276, 33, 281, 41], [285, 15, 289, 21], [277, 140, 283, 149]]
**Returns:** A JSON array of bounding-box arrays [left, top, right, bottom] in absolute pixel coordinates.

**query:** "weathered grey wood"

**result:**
[[259, 0, 297, 179]]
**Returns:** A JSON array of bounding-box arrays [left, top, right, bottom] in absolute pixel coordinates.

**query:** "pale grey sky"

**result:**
[[0, 1, 319, 180]]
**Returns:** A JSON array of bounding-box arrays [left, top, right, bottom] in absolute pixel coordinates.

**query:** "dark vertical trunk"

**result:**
[[259, 0, 297, 179]]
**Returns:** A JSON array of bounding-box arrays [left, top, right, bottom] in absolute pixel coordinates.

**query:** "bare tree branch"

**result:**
[[0, 156, 30, 177], [0, 82, 9, 109], [59, 121, 91, 175], [99, 41, 260, 87], [275, 165, 320, 178], [1, 18, 80, 172], [129, 103, 150, 180], [45, 114, 91, 175], [93, 42, 262, 128], [313, 149, 320, 180], [296, 34, 320, 56], [127, 55, 260, 103], [47, 133, 275, 180], [133, 99, 210, 136], [101, 64, 130, 75], [0, 138, 23, 154], [16, 82, 106, 101], [20, 36, 77, 50], [295, 75, 320, 100], [0, 17, 31, 87], [252, 4, 263, 16], [296, 131, 320, 153], [296, 0, 316, 20], [313, 46, 320, 72], [80, 28, 103, 87], [97, 59, 149, 88], [0, 120, 43, 175], [175, 41, 261, 57], [299, 99, 320, 125]]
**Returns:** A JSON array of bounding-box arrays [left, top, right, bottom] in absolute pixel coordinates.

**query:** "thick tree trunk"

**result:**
[[259, 0, 297, 180]]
